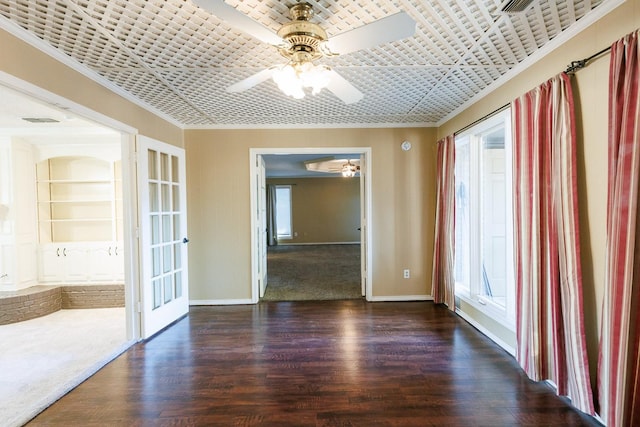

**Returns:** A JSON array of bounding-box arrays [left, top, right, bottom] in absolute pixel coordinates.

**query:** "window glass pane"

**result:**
[[148, 150, 157, 180], [161, 184, 170, 212], [481, 127, 507, 307], [275, 186, 292, 239], [151, 215, 160, 245], [171, 155, 179, 183], [153, 279, 162, 309], [174, 271, 182, 299], [163, 244, 172, 273], [149, 182, 159, 212], [174, 243, 181, 269], [173, 213, 180, 239], [161, 153, 169, 181], [162, 214, 172, 243], [172, 184, 180, 211], [152, 247, 161, 277], [164, 275, 173, 303], [455, 136, 471, 293]]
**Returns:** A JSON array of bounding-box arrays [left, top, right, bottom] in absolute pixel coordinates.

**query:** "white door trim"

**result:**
[[249, 147, 373, 303]]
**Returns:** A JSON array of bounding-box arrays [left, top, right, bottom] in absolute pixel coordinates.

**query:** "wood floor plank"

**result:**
[[27, 301, 600, 426]]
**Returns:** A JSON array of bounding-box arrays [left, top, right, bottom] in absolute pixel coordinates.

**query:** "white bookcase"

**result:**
[[36, 156, 123, 283]]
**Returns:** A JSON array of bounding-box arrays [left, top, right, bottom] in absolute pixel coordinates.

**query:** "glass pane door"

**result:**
[[138, 136, 188, 338]]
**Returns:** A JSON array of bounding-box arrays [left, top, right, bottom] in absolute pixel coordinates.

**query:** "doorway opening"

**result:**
[[249, 148, 372, 303], [0, 80, 138, 426]]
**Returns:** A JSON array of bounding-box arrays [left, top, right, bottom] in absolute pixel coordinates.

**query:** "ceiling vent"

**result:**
[[500, 0, 535, 13], [21, 117, 60, 123]]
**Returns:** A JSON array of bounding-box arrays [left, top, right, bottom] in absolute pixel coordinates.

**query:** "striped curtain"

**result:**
[[511, 73, 594, 414], [432, 134, 455, 309], [598, 29, 640, 427]]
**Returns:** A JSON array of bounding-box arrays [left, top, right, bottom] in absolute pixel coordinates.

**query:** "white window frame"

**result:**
[[454, 109, 515, 330], [275, 185, 293, 240]]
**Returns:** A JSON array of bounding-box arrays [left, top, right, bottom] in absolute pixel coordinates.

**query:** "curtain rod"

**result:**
[[565, 45, 612, 74], [453, 44, 612, 136], [454, 103, 509, 136]]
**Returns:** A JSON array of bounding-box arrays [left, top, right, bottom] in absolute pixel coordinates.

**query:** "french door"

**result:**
[[359, 153, 367, 297], [137, 136, 189, 339], [257, 155, 268, 297]]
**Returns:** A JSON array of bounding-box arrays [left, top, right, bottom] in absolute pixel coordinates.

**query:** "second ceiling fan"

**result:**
[[192, 1, 416, 104]]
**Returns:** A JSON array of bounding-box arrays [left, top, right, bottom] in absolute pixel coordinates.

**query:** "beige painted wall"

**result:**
[[439, 0, 640, 379], [185, 127, 437, 301], [267, 177, 360, 244], [0, 29, 182, 146]]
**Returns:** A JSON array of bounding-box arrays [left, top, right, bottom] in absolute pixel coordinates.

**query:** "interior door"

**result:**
[[137, 136, 189, 339], [257, 155, 268, 297], [359, 153, 367, 297]]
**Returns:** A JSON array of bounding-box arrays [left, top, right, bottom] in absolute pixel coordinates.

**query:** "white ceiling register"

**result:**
[[0, 0, 615, 127]]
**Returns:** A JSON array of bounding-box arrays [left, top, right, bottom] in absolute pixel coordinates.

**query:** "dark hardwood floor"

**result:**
[[27, 301, 600, 426]]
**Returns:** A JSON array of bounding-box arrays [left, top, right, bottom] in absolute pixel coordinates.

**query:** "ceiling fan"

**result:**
[[305, 157, 360, 177], [192, 1, 416, 104]]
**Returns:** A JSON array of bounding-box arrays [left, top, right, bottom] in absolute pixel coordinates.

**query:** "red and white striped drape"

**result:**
[[598, 29, 640, 427], [431, 134, 455, 309], [512, 73, 594, 414]]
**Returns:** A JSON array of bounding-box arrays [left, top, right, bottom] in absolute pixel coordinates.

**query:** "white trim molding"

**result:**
[[368, 295, 434, 302], [250, 147, 373, 304], [190, 299, 255, 306], [455, 308, 516, 356]]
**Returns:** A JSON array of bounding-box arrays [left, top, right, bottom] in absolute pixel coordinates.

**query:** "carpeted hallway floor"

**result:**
[[262, 244, 362, 301]]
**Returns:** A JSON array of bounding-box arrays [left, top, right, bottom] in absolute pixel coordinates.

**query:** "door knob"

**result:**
[[183, 237, 189, 244]]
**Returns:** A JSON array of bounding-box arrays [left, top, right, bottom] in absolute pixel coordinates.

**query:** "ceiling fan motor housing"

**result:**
[[277, 2, 327, 63]]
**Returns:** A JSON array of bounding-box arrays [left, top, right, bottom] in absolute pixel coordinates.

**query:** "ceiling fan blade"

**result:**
[[326, 70, 363, 104], [192, 0, 282, 46], [325, 12, 416, 55], [227, 68, 274, 93]]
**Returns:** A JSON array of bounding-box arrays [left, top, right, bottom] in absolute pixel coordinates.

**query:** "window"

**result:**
[[454, 109, 515, 327], [275, 185, 292, 240]]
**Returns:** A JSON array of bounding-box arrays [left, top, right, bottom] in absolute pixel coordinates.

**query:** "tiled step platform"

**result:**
[[0, 284, 124, 325]]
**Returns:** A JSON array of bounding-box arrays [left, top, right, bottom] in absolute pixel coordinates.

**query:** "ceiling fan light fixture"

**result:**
[[272, 62, 332, 99], [341, 161, 358, 178], [299, 63, 331, 95], [272, 64, 305, 99]]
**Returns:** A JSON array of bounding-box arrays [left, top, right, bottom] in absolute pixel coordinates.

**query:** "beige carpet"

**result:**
[[0, 308, 131, 427], [262, 244, 362, 301]]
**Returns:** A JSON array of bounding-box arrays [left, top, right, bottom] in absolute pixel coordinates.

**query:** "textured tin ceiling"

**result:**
[[0, 0, 610, 128]]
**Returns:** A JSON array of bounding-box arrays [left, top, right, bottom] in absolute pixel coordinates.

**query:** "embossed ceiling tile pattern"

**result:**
[[101, 69, 203, 116], [79, 0, 251, 68], [0, 0, 139, 70], [162, 70, 248, 116], [0, 0, 613, 127], [317, 1, 404, 30]]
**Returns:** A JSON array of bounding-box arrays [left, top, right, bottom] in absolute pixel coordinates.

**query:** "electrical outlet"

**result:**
[[403, 269, 410, 279]]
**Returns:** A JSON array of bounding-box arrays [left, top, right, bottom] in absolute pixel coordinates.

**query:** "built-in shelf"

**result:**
[[36, 156, 122, 243], [35, 155, 124, 284]]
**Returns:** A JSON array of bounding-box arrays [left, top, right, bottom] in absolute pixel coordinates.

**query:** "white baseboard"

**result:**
[[277, 242, 360, 246], [190, 299, 254, 306], [455, 308, 515, 356], [367, 295, 433, 302]]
